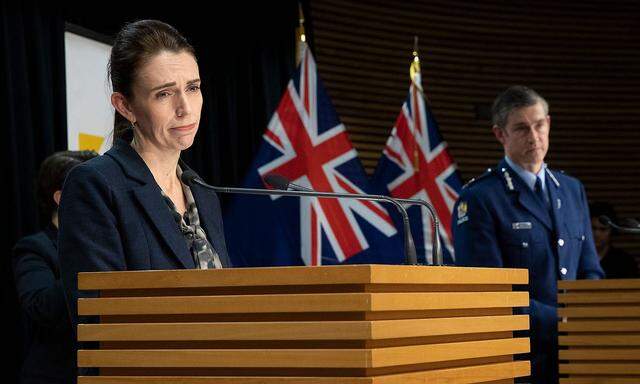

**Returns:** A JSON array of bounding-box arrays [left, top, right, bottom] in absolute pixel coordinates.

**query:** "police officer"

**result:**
[[453, 85, 604, 383]]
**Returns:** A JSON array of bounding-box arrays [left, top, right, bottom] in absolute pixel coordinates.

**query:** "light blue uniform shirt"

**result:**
[[505, 156, 549, 204]]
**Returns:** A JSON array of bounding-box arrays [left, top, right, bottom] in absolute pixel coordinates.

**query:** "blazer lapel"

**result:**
[[546, 169, 565, 234], [133, 184, 195, 269], [106, 140, 195, 269]]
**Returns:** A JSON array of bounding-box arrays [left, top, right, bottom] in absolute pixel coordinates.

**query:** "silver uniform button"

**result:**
[[560, 267, 568, 275], [558, 238, 565, 247], [522, 242, 529, 248], [581, 235, 585, 241]]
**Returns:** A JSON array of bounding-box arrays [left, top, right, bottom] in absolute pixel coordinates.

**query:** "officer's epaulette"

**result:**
[[462, 167, 495, 189]]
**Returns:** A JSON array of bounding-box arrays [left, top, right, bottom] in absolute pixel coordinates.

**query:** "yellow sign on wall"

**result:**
[[78, 133, 105, 152]]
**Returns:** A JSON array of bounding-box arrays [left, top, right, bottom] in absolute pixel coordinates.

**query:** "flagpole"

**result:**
[[410, 36, 430, 101], [295, 2, 306, 66], [408, 36, 444, 266], [411, 36, 421, 172]]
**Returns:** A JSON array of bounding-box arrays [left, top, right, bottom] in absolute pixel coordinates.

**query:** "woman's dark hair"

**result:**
[[37, 150, 99, 221], [109, 20, 196, 142]]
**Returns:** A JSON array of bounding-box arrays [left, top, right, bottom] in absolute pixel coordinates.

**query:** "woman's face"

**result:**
[[129, 50, 203, 153]]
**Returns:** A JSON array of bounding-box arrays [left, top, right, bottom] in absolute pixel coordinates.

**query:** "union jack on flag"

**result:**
[[224, 46, 401, 267], [371, 56, 462, 264]]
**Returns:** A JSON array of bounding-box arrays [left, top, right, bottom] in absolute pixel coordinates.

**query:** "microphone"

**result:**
[[620, 218, 640, 229], [263, 174, 292, 191], [265, 174, 443, 265], [181, 170, 419, 264], [599, 215, 640, 235]]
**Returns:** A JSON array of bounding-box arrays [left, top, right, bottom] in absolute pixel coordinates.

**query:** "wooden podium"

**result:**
[[558, 279, 640, 383], [76, 264, 530, 383]]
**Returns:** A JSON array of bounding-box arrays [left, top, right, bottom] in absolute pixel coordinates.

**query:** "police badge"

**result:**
[[457, 201, 469, 225]]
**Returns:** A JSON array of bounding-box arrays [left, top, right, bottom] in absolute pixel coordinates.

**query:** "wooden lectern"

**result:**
[[558, 279, 640, 383], [76, 264, 530, 383]]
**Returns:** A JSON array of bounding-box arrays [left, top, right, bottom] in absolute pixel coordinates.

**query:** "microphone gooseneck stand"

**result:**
[[182, 170, 419, 265]]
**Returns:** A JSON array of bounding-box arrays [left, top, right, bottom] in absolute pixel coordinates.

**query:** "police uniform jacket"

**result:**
[[452, 158, 603, 383]]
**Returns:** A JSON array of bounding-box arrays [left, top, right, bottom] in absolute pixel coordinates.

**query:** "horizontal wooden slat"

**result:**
[[559, 320, 640, 333], [93, 307, 513, 323], [561, 379, 640, 384], [76, 360, 530, 383], [559, 335, 640, 346], [78, 338, 529, 368], [78, 314, 528, 341], [559, 348, 640, 360], [78, 265, 528, 290], [559, 279, 640, 290], [78, 291, 529, 315], [558, 306, 640, 318], [560, 363, 640, 375], [558, 292, 640, 304]]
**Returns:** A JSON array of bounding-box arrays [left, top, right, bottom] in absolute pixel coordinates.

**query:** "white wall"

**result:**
[[65, 31, 112, 153]]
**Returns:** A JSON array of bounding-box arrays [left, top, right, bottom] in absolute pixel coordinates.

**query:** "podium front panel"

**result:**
[[77, 264, 530, 383], [558, 279, 640, 383]]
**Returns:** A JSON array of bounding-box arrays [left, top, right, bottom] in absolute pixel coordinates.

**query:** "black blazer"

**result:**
[[58, 139, 231, 330], [13, 225, 75, 384]]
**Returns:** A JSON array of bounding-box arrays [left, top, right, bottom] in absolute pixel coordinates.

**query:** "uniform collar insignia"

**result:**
[[502, 168, 515, 191], [545, 168, 561, 188]]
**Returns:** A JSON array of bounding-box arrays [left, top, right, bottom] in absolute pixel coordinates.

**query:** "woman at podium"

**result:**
[[57, 20, 231, 330]]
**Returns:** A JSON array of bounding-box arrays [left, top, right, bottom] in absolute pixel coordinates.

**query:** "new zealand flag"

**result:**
[[371, 70, 463, 265], [224, 46, 403, 267]]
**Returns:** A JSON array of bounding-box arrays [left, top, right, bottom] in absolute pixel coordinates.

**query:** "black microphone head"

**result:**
[[289, 181, 314, 192], [599, 215, 612, 227], [181, 169, 200, 186], [263, 174, 290, 190]]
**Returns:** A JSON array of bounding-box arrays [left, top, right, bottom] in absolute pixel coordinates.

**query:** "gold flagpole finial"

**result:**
[[410, 35, 422, 91], [296, 2, 306, 65], [298, 2, 306, 42]]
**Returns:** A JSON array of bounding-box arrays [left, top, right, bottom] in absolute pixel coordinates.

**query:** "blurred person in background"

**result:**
[[590, 201, 639, 278], [12, 150, 97, 384]]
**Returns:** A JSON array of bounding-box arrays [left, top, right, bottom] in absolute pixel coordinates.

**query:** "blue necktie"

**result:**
[[534, 177, 548, 208]]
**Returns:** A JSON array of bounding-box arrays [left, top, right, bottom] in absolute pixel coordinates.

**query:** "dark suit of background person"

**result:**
[[452, 86, 604, 384], [12, 151, 97, 384], [13, 226, 74, 384], [58, 138, 231, 330], [590, 201, 639, 279]]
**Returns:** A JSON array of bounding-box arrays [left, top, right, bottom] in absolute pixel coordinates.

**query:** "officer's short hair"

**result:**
[[492, 85, 549, 128]]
